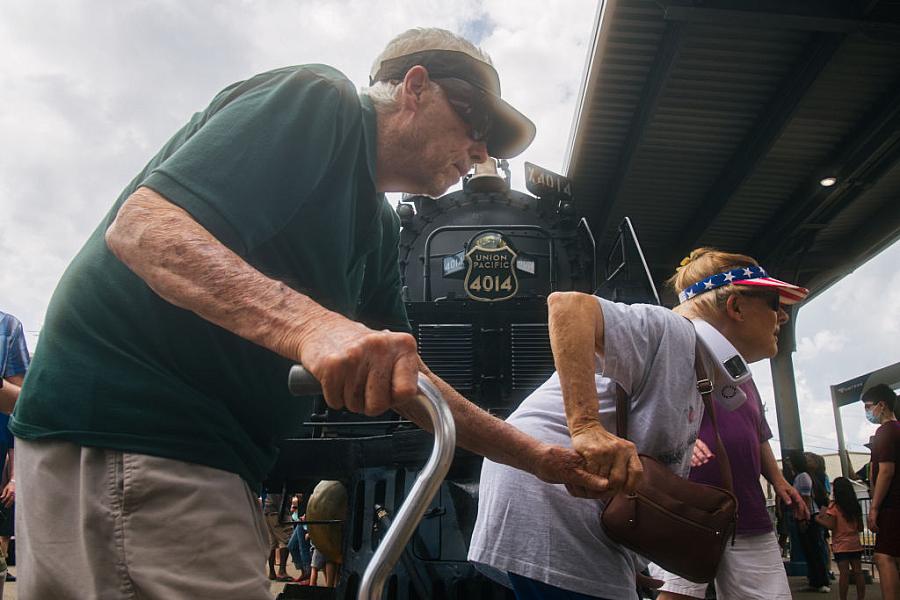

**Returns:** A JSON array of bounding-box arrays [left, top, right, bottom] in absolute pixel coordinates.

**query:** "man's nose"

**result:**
[[469, 141, 489, 164]]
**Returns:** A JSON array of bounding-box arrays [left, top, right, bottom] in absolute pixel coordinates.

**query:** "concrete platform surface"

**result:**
[[0, 566, 887, 599]]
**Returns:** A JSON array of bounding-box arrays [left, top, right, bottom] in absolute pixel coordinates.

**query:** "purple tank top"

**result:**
[[689, 380, 774, 534]]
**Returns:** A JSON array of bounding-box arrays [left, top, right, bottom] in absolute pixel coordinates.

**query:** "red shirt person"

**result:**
[[862, 383, 900, 599]]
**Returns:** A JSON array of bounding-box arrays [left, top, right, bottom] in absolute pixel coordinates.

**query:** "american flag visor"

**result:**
[[678, 266, 809, 305]]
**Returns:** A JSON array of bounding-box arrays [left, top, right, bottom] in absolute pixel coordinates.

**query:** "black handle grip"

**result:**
[[288, 365, 323, 396]]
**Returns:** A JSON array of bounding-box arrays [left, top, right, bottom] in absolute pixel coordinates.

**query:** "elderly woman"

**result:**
[[468, 248, 808, 600], [653, 257, 811, 599]]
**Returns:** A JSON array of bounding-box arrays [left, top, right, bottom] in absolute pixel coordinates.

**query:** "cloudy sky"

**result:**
[[1, 1, 896, 464]]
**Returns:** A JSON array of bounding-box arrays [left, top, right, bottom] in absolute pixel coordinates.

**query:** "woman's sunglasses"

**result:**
[[433, 78, 492, 144], [738, 289, 782, 311]]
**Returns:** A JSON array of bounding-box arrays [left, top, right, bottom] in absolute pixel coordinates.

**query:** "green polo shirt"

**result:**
[[11, 65, 409, 489]]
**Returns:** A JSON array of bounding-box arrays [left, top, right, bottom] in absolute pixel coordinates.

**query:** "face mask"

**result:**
[[865, 407, 880, 425]]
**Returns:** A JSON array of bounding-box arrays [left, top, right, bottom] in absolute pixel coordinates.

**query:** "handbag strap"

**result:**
[[614, 344, 734, 493]]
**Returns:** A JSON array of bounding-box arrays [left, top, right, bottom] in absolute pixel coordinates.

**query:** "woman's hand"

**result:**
[[774, 479, 810, 521], [570, 423, 642, 495], [691, 438, 714, 467]]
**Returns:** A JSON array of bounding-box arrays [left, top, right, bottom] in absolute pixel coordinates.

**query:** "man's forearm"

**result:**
[[106, 187, 422, 415], [395, 363, 544, 473], [106, 187, 334, 361], [871, 463, 894, 509]]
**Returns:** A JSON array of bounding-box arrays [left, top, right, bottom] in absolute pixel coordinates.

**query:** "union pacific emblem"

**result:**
[[464, 234, 518, 302]]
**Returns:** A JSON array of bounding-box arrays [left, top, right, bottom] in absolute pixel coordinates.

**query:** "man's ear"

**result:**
[[724, 294, 744, 322], [400, 65, 431, 112]]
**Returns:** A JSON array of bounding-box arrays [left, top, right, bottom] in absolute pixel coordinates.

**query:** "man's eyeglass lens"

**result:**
[[437, 81, 490, 142], [447, 98, 489, 142]]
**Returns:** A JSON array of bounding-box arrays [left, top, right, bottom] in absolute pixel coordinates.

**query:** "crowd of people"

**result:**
[[259, 488, 340, 588], [1, 24, 898, 600]]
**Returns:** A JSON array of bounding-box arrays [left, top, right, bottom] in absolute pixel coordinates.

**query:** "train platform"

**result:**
[[271, 573, 886, 599], [0, 564, 886, 598], [788, 574, 882, 599], [271, 574, 884, 599]]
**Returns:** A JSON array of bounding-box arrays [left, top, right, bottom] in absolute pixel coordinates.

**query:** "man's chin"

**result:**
[[423, 179, 456, 198]]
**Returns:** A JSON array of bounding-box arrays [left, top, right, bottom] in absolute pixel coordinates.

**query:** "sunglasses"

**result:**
[[433, 78, 492, 143], [739, 289, 782, 311]]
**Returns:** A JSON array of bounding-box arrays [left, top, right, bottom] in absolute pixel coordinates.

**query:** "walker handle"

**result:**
[[287, 365, 457, 600], [287, 365, 324, 396]]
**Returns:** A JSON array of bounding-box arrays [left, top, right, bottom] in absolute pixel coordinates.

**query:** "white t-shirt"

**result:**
[[468, 298, 706, 598]]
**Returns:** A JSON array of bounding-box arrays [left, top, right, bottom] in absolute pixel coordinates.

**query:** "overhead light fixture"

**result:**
[[819, 176, 837, 187]]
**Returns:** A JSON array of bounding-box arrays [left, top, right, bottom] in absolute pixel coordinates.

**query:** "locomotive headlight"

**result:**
[[471, 232, 505, 249]]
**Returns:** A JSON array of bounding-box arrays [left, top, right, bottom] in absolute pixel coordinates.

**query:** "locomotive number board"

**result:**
[[525, 162, 572, 200]]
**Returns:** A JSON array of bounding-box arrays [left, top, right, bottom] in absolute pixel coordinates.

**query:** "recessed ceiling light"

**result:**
[[819, 176, 837, 187]]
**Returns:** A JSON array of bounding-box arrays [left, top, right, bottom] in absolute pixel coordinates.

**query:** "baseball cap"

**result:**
[[370, 49, 536, 159]]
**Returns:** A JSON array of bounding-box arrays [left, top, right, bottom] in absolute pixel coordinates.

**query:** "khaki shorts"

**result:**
[[15, 438, 272, 600], [649, 532, 791, 600], [264, 512, 293, 549]]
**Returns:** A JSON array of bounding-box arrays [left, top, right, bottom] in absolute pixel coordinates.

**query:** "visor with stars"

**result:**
[[678, 266, 809, 305]]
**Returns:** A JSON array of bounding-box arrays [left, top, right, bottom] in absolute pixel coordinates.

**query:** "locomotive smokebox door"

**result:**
[[464, 232, 518, 302]]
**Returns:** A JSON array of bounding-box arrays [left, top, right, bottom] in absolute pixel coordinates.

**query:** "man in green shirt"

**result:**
[[12, 28, 610, 598]]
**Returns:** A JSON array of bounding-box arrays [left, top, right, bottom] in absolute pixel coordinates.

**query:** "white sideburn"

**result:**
[[691, 319, 751, 411]]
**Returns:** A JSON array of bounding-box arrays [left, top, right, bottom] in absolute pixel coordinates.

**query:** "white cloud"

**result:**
[[754, 242, 900, 461], [796, 329, 848, 361], [0, 0, 594, 347]]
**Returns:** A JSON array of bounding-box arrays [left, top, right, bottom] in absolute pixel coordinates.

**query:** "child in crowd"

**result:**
[[817, 477, 865, 600], [287, 495, 311, 584]]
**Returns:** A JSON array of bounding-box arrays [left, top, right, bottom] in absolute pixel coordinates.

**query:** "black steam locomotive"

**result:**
[[270, 161, 658, 599]]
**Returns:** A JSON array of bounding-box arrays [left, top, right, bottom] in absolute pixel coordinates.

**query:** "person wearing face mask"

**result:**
[[469, 248, 809, 600], [861, 383, 900, 599]]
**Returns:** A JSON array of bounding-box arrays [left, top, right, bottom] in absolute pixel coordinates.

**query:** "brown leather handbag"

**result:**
[[600, 356, 738, 583]]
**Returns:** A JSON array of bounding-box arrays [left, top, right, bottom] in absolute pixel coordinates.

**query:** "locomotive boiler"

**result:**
[[270, 160, 657, 600]]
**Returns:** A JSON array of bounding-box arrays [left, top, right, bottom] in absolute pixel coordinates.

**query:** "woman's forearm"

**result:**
[[760, 441, 786, 486], [547, 292, 606, 435]]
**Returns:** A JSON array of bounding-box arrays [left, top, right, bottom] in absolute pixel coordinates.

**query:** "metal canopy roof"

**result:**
[[564, 0, 900, 302]]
